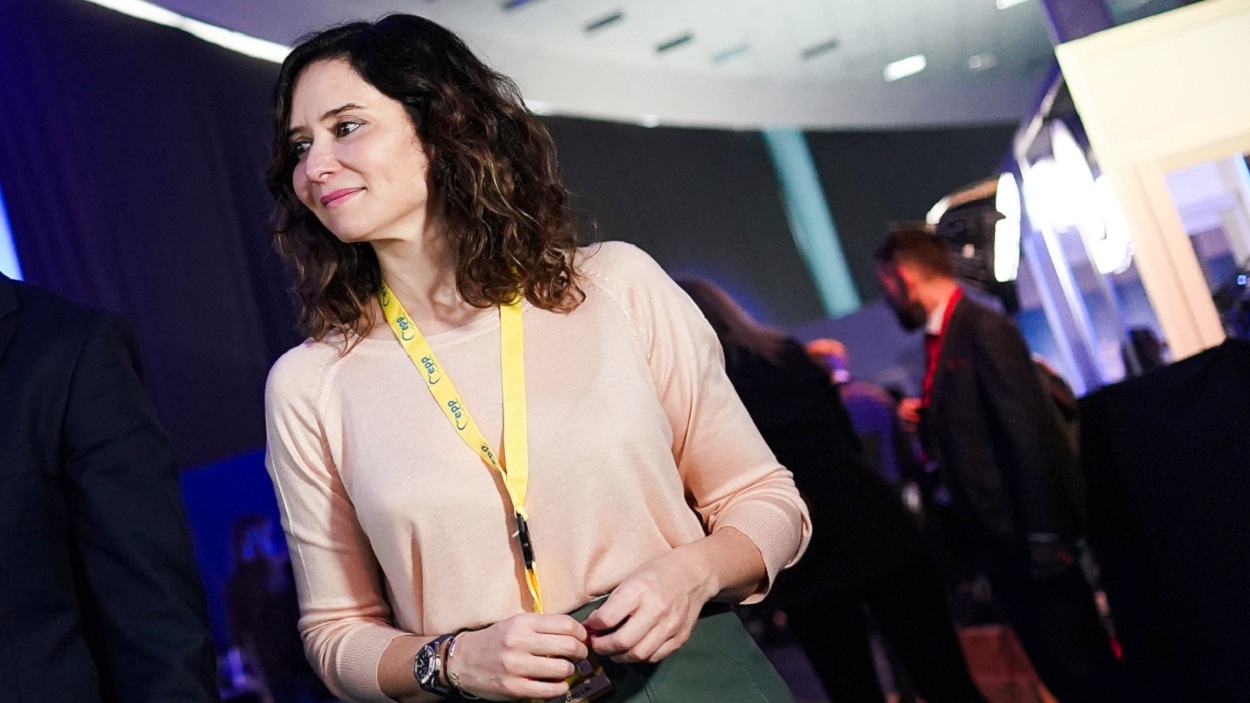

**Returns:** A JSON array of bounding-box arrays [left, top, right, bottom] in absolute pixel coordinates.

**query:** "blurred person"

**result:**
[[263, 15, 810, 703], [0, 273, 219, 701], [680, 279, 985, 703], [806, 338, 922, 488], [226, 516, 332, 703], [875, 227, 1125, 702]]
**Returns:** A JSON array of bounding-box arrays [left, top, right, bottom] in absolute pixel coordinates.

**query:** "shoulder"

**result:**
[[265, 338, 344, 412], [956, 296, 1016, 339], [576, 241, 668, 290], [12, 279, 112, 335], [9, 280, 135, 366]]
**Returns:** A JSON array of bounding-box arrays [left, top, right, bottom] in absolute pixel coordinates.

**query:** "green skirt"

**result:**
[[566, 599, 796, 703]]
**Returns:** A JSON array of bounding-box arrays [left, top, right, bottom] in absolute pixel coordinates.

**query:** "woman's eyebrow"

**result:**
[[286, 103, 367, 139]]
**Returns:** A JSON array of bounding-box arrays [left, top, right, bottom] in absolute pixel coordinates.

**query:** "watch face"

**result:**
[[416, 644, 438, 686]]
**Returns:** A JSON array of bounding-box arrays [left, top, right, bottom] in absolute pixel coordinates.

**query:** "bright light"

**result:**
[[1092, 175, 1134, 275], [1050, 122, 1103, 240], [996, 0, 1029, 9], [884, 54, 927, 82], [994, 172, 1022, 282], [82, 0, 290, 63], [637, 114, 660, 128], [525, 99, 555, 116], [0, 181, 21, 280], [1022, 157, 1060, 232], [925, 196, 951, 225]]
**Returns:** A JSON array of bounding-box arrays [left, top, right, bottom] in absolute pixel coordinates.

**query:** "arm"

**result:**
[[61, 313, 218, 703], [268, 354, 590, 703], [969, 314, 1074, 542], [265, 352, 410, 702], [585, 246, 811, 662]]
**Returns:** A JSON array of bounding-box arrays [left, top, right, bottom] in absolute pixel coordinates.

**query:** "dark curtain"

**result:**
[[543, 116, 826, 327], [806, 125, 1017, 300], [0, 0, 297, 466]]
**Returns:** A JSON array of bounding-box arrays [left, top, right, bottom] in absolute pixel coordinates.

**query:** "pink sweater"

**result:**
[[264, 242, 811, 701]]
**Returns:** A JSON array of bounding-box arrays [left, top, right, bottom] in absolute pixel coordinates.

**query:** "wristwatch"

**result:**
[[414, 633, 456, 696]]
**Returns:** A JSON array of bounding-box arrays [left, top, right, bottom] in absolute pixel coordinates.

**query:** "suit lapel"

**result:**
[[0, 275, 17, 364], [928, 296, 970, 417]]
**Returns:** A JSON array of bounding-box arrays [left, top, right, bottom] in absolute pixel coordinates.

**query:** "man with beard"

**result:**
[[874, 227, 1126, 703]]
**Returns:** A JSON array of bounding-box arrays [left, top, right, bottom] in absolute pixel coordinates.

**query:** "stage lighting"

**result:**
[[994, 172, 1022, 283]]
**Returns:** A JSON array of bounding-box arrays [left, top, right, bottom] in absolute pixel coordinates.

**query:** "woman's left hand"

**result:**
[[582, 547, 717, 664]]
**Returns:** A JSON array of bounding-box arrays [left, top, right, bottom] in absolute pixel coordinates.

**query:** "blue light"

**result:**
[[1238, 274, 1248, 287], [0, 180, 22, 280]]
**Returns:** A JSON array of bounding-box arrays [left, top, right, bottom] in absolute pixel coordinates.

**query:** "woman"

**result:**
[[678, 279, 985, 703], [263, 15, 810, 703]]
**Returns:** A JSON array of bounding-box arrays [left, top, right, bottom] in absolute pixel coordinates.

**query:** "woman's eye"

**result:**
[[289, 139, 311, 159], [334, 120, 362, 138]]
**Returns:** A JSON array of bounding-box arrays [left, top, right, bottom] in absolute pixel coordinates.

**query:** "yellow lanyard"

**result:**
[[378, 283, 544, 613]]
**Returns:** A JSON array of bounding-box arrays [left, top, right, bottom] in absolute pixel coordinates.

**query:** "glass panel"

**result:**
[[1163, 155, 1250, 339]]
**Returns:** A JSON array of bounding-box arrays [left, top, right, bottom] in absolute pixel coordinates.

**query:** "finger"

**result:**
[[529, 614, 588, 641], [583, 589, 640, 633], [646, 632, 688, 664], [530, 633, 589, 661], [505, 652, 578, 681], [591, 604, 661, 656], [613, 620, 670, 663], [507, 676, 571, 700]]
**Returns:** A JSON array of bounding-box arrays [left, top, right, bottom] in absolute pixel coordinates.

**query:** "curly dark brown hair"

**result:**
[[267, 14, 583, 345]]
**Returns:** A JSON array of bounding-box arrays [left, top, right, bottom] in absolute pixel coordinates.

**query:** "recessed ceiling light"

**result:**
[[800, 37, 840, 61], [883, 54, 927, 82], [712, 43, 750, 64], [656, 32, 694, 53], [584, 11, 624, 33], [968, 53, 998, 71]]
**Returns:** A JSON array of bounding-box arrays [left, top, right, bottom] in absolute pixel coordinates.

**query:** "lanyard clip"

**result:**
[[514, 512, 536, 570]]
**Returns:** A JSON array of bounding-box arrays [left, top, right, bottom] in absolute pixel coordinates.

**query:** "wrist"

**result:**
[[675, 540, 720, 602]]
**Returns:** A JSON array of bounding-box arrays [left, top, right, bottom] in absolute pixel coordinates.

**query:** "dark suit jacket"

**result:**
[[0, 275, 218, 702], [921, 296, 1084, 555], [723, 338, 928, 601]]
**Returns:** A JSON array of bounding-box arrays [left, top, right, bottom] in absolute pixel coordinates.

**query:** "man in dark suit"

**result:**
[[874, 228, 1124, 702], [0, 273, 219, 702]]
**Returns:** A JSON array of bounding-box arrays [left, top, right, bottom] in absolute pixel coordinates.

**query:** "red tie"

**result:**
[[922, 333, 941, 408], [922, 288, 964, 408]]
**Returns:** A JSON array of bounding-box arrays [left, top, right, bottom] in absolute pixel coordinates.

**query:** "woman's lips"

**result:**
[[320, 188, 362, 208]]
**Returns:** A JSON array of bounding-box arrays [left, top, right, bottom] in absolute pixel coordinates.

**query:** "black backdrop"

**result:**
[[0, 0, 298, 466], [0, 0, 1016, 466], [808, 127, 1017, 299]]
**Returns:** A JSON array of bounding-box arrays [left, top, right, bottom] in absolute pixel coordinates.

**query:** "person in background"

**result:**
[[679, 278, 985, 703], [875, 226, 1125, 702], [0, 272, 219, 702], [263, 15, 810, 703], [226, 515, 333, 703], [806, 338, 922, 491]]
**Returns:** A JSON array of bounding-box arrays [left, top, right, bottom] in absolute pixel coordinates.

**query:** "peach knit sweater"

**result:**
[[264, 242, 811, 701]]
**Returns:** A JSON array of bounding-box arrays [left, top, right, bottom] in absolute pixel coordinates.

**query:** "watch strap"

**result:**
[[415, 633, 456, 696]]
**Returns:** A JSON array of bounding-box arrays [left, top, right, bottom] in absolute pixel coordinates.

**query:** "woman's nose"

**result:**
[[302, 141, 339, 182]]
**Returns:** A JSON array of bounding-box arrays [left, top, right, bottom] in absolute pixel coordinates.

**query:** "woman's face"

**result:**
[[286, 58, 433, 245]]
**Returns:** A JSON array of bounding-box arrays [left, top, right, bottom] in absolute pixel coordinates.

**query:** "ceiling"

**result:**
[[143, 0, 1183, 130]]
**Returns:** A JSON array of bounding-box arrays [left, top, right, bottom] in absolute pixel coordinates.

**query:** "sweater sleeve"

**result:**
[[264, 347, 408, 702], [598, 243, 812, 602]]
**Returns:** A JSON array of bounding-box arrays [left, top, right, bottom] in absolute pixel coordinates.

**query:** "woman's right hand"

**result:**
[[448, 613, 589, 701]]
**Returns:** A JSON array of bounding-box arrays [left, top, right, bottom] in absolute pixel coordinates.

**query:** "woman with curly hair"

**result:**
[[263, 15, 810, 703]]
